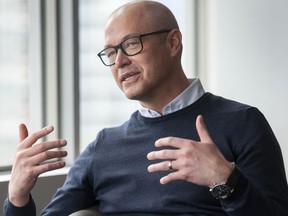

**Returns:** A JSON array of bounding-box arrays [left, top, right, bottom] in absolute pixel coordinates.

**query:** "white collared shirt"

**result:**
[[139, 78, 205, 118]]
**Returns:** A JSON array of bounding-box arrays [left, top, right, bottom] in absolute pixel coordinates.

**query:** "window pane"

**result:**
[[78, 0, 139, 151], [0, 0, 29, 167]]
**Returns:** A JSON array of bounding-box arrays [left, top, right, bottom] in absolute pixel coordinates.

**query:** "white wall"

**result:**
[[198, 0, 288, 175]]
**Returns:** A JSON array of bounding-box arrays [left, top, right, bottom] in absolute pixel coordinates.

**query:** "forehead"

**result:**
[[105, 18, 141, 44], [104, 5, 153, 45]]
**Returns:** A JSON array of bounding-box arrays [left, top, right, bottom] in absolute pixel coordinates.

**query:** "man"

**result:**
[[3, 1, 288, 215]]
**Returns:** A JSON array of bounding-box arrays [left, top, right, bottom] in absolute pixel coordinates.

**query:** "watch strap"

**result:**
[[225, 163, 241, 191], [209, 162, 241, 199]]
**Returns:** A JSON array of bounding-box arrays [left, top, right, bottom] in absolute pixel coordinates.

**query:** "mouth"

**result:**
[[120, 71, 141, 82]]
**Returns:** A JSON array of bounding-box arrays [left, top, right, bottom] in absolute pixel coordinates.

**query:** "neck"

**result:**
[[140, 73, 190, 114]]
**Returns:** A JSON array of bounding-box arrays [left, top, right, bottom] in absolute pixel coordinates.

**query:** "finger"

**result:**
[[30, 160, 67, 178], [147, 160, 175, 173], [196, 115, 213, 143], [160, 172, 180, 184], [147, 149, 177, 161], [21, 126, 54, 149], [14, 139, 67, 166], [27, 139, 67, 157], [29, 150, 68, 166], [19, 123, 28, 142], [154, 137, 190, 149]]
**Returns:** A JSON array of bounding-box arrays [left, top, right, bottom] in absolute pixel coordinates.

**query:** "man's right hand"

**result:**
[[8, 124, 67, 207]]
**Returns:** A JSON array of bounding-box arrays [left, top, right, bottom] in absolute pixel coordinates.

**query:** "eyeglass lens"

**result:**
[[100, 37, 142, 66]]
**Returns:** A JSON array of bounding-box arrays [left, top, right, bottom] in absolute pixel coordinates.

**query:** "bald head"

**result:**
[[102, 1, 186, 107], [106, 0, 179, 32]]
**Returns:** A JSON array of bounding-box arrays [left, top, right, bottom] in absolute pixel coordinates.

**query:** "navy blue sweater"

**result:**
[[4, 93, 288, 215]]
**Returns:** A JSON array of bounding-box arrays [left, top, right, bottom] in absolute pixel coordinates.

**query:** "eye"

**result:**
[[123, 38, 140, 49], [104, 48, 117, 58]]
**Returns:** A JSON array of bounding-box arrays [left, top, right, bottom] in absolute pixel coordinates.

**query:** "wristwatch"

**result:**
[[209, 163, 241, 199]]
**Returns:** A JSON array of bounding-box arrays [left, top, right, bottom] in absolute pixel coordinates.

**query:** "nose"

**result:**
[[114, 49, 131, 68]]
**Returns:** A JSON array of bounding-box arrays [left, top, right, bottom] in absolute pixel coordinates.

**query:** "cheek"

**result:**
[[144, 59, 166, 80]]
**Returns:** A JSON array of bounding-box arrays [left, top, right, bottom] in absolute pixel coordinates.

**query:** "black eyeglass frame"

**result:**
[[97, 29, 172, 66]]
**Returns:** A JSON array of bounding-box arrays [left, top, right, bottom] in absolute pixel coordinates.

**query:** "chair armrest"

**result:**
[[69, 205, 103, 216]]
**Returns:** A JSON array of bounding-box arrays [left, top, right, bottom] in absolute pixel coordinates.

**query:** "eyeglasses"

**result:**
[[97, 29, 171, 66]]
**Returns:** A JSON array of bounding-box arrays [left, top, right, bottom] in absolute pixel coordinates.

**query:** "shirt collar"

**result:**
[[139, 78, 205, 118]]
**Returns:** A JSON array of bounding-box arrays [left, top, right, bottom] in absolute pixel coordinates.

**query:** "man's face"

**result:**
[[104, 10, 173, 104]]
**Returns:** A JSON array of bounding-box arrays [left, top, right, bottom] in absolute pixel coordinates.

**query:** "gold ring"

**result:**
[[168, 160, 173, 170]]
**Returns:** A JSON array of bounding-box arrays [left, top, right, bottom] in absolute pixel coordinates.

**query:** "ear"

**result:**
[[167, 29, 182, 57]]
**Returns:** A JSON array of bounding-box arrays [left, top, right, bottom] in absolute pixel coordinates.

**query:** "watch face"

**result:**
[[211, 184, 231, 199]]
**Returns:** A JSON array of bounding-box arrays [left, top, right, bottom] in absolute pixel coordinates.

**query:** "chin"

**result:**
[[123, 90, 141, 101], [124, 93, 138, 100]]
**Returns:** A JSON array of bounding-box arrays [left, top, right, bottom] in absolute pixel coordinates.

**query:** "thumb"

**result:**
[[19, 123, 28, 142], [196, 115, 213, 143]]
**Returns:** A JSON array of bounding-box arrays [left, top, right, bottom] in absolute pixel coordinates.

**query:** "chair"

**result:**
[[69, 206, 102, 216]]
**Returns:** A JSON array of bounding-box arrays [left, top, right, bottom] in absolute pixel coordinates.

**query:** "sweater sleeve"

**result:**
[[221, 108, 288, 216], [40, 137, 100, 215], [3, 194, 36, 216]]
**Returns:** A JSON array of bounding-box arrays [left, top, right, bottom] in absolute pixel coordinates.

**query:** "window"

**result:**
[[78, 0, 139, 151], [0, 0, 42, 169], [0, 0, 29, 167]]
